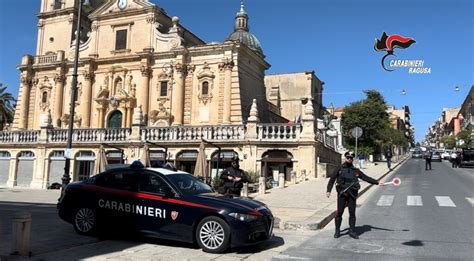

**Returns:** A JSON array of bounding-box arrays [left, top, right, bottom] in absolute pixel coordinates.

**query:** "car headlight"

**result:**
[[228, 212, 259, 222]]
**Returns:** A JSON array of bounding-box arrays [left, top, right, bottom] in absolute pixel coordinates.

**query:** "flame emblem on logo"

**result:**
[[374, 32, 416, 71]]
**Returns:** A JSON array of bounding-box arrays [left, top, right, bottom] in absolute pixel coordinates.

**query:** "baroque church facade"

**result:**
[[0, 0, 340, 189]]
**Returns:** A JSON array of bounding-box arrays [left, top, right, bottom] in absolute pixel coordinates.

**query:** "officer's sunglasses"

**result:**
[[346, 156, 354, 160]]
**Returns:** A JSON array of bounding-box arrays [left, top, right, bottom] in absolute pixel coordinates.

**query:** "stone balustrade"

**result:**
[[0, 130, 39, 143], [36, 53, 57, 64], [0, 123, 341, 148], [143, 125, 245, 141], [48, 128, 130, 143], [257, 124, 300, 140]]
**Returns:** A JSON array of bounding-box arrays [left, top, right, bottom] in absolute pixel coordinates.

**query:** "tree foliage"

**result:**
[[341, 90, 391, 152], [439, 135, 456, 149], [457, 125, 473, 148], [0, 84, 15, 130]]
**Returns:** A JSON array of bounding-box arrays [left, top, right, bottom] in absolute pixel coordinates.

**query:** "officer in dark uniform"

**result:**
[[219, 156, 248, 196], [326, 151, 384, 239], [425, 149, 433, 171]]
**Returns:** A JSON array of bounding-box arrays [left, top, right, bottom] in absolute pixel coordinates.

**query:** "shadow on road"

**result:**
[[402, 240, 424, 246], [351, 224, 410, 236], [234, 235, 284, 254]]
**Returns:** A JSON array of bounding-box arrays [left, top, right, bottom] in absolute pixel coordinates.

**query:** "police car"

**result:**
[[57, 161, 274, 253]]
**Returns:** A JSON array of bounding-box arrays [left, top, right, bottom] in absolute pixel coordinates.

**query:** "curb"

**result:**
[[275, 156, 410, 230]]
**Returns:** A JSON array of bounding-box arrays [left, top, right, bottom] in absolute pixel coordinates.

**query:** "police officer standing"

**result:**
[[326, 151, 384, 239], [425, 149, 433, 171], [219, 156, 248, 196]]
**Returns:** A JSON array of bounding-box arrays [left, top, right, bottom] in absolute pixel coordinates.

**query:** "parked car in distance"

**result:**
[[431, 152, 442, 162], [460, 148, 474, 167], [412, 151, 423, 158], [441, 150, 452, 160]]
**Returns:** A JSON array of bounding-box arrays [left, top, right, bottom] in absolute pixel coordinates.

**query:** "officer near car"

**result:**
[[219, 156, 248, 196], [450, 150, 458, 168], [425, 149, 433, 170], [326, 151, 384, 239]]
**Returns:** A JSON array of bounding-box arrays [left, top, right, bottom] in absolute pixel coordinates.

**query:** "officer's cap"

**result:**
[[231, 155, 240, 162], [344, 151, 355, 158]]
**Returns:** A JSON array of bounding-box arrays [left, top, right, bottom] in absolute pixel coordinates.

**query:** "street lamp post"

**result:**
[[62, 0, 91, 190]]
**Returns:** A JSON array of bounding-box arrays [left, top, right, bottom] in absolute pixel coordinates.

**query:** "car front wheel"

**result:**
[[73, 207, 97, 236], [196, 216, 230, 253]]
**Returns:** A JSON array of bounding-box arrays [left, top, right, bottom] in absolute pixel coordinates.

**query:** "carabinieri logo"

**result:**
[[374, 32, 416, 72]]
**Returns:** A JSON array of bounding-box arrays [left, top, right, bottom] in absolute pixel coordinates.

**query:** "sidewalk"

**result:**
[[251, 156, 409, 230]]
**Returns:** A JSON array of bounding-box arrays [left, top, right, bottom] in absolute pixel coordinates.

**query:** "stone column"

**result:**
[[53, 73, 65, 127], [18, 75, 31, 129], [81, 71, 94, 127], [89, 22, 99, 58], [139, 64, 151, 122], [6, 156, 18, 187], [301, 98, 315, 140], [219, 59, 234, 124], [172, 63, 186, 125]]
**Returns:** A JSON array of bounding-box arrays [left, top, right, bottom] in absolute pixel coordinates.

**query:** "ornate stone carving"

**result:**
[[37, 19, 45, 28], [32, 77, 40, 86], [20, 76, 32, 86], [61, 113, 82, 128], [91, 22, 99, 31], [83, 71, 95, 81], [146, 15, 156, 24], [218, 59, 234, 71], [149, 102, 170, 125], [54, 74, 66, 84], [186, 64, 196, 74], [174, 62, 187, 74], [196, 63, 215, 105], [141, 65, 152, 77]]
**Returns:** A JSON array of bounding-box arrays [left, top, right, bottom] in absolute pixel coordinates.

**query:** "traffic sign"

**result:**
[[351, 127, 363, 138]]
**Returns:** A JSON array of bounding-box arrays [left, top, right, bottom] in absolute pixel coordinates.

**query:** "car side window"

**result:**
[[138, 171, 169, 194], [95, 170, 137, 192]]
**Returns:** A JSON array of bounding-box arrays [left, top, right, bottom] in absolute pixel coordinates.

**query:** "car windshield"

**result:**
[[167, 174, 214, 196]]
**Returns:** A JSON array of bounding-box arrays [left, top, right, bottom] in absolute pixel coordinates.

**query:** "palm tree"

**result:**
[[0, 83, 15, 130]]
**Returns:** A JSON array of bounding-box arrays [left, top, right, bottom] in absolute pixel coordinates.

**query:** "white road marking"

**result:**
[[376, 195, 394, 206], [273, 254, 310, 260], [435, 196, 456, 207], [466, 197, 474, 206], [407, 195, 423, 206]]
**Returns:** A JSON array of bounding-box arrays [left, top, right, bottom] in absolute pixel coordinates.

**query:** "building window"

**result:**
[[53, 0, 62, 10], [160, 81, 168, 97], [42, 92, 48, 103], [202, 81, 209, 96], [115, 30, 127, 50]]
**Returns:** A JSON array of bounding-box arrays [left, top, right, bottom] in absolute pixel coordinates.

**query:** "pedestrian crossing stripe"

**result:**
[[466, 198, 474, 206], [375, 195, 471, 207], [376, 195, 394, 206], [407, 195, 423, 206], [435, 196, 456, 207]]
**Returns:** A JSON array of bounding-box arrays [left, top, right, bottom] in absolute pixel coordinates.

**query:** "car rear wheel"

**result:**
[[73, 207, 97, 236], [196, 216, 230, 253]]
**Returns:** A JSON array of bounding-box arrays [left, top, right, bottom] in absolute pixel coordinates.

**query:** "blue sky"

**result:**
[[0, 0, 472, 142]]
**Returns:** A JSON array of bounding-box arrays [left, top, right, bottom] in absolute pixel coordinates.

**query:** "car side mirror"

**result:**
[[158, 186, 174, 198]]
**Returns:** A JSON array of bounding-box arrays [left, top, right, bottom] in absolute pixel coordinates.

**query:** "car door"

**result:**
[[136, 171, 178, 238], [93, 169, 139, 232]]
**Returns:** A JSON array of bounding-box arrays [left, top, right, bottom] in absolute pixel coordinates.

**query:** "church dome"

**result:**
[[225, 1, 263, 56], [226, 30, 263, 54]]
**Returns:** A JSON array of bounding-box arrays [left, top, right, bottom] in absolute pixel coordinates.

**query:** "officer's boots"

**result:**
[[334, 217, 342, 238], [349, 217, 359, 239]]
